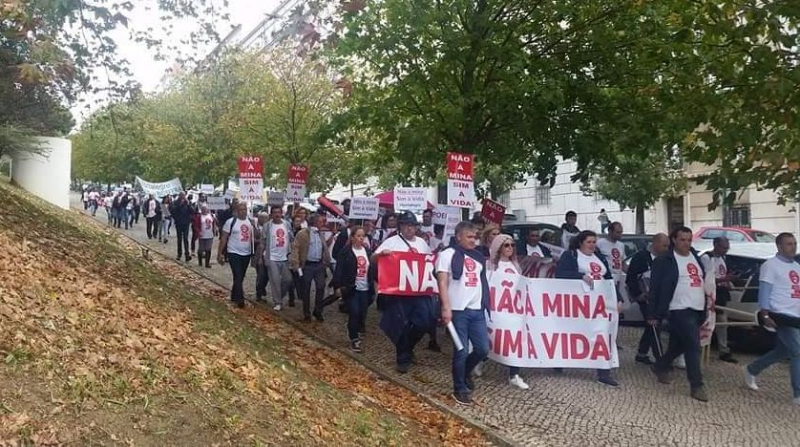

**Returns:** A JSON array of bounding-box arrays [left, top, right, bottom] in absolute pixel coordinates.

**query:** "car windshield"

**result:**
[[747, 231, 776, 243]]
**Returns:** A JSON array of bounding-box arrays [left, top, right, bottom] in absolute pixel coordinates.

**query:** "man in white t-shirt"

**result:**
[[217, 202, 255, 308], [436, 221, 489, 406], [648, 226, 709, 402], [197, 205, 216, 268], [597, 222, 627, 276], [375, 211, 434, 374], [257, 206, 294, 311], [745, 233, 800, 404], [420, 209, 435, 240], [700, 237, 738, 363]]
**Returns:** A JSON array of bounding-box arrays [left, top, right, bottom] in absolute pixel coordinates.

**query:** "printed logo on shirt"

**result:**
[[240, 224, 251, 243], [719, 264, 726, 276], [611, 248, 622, 270], [204, 217, 213, 230], [464, 257, 478, 288], [589, 262, 603, 280], [275, 227, 286, 248], [789, 270, 800, 299], [687, 263, 702, 287], [356, 255, 368, 278]]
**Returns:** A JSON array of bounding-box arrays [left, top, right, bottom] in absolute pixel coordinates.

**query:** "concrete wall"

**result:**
[[10, 137, 72, 209]]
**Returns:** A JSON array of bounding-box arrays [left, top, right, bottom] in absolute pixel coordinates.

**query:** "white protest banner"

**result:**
[[433, 205, 460, 242], [200, 184, 215, 194], [135, 176, 183, 198], [487, 272, 619, 369], [394, 187, 428, 212], [206, 196, 228, 211], [348, 197, 380, 220], [446, 152, 477, 208], [267, 191, 286, 207]]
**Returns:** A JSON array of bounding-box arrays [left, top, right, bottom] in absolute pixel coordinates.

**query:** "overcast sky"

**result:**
[[73, 0, 283, 125]]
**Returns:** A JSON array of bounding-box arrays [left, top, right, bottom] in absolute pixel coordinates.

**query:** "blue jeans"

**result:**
[[451, 309, 489, 393], [347, 289, 371, 341], [748, 325, 800, 398]]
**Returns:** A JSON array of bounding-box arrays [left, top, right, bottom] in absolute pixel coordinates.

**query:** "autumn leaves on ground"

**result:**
[[0, 181, 488, 447]]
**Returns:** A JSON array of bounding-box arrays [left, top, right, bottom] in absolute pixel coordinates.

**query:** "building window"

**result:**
[[535, 185, 551, 206], [723, 205, 750, 228]]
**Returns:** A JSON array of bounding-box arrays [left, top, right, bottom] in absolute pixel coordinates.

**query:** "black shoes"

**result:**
[[452, 391, 471, 406], [313, 311, 324, 322], [636, 354, 655, 365], [719, 353, 738, 364]]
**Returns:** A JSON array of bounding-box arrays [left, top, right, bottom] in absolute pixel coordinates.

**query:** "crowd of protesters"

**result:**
[[82, 189, 800, 408]]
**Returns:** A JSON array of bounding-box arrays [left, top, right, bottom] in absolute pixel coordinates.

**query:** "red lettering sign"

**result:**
[[481, 198, 506, 225], [377, 252, 438, 296]]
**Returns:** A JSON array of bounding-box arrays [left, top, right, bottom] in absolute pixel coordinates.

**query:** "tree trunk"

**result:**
[[635, 205, 645, 235]]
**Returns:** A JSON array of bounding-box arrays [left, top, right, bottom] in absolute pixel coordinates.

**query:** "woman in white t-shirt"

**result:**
[[332, 227, 373, 353], [487, 234, 531, 390], [554, 230, 619, 387]]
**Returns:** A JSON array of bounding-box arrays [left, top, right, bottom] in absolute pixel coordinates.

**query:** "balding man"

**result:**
[[701, 237, 738, 363], [626, 233, 670, 365]]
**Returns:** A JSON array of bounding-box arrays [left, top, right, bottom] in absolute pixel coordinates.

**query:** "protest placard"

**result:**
[[206, 196, 228, 211], [348, 197, 380, 220], [238, 156, 263, 201], [446, 152, 477, 208], [287, 164, 308, 201], [200, 184, 215, 194], [481, 198, 506, 225], [135, 176, 183, 198], [394, 187, 428, 212], [487, 272, 619, 369], [433, 204, 460, 242], [267, 191, 286, 207], [377, 252, 438, 296]]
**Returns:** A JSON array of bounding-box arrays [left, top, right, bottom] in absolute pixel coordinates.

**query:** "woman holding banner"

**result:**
[[332, 227, 375, 353], [554, 230, 619, 387], [488, 234, 531, 390]]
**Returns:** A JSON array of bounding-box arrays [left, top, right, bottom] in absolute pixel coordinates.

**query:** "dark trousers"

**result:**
[[637, 302, 662, 358], [297, 262, 326, 317], [654, 309, 705, 389], [228, 253, 251, 303], [256, 262, 269, 298], [288, 271, 299, 305], [133, 208, 140, 224], [191, 226, 198, 251], [347, 290, 371, 341], [175, 223, 190, 259], [146, 217, 156, 238]]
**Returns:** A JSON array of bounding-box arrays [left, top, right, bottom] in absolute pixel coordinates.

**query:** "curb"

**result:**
[[74, 207, 518, 447]]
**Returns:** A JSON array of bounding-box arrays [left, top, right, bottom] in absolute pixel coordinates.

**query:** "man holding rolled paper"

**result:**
[[436, 221, 491, 406]]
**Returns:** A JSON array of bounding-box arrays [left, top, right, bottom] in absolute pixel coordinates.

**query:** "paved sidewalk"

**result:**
[[76, 197, 800, 446]]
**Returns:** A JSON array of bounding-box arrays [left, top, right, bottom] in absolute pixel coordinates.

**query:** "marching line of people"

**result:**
[[83, 194, 800, 408]]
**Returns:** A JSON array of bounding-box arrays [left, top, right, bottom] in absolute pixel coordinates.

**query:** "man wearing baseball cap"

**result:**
[[374, 211, 436, 373]]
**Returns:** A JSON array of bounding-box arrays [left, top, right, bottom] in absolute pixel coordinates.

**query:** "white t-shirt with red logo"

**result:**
[[670, 253, 705, 311], [760, 256, 800, 318], [597, 239, 625, 275], [496, 260, 520, 276], [200, 214, 215, 239], [353, 246, 370, 291], [436, 248, 483, 311], [700, 253, 728, 286], [269, 222, 289, 262], [377, 234, 431, 254], [223, 218, 254, 256], [577, 251, 607, 280]]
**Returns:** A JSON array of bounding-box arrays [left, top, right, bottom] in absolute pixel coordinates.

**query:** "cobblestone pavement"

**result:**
[[75, 198, 800, 446]]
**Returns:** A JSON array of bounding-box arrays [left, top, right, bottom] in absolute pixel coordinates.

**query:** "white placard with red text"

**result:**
[[238, 156, 263, 202], [487, 272, 620, 369], [446, 152, 477, 208], [287, 165, 308, 201]]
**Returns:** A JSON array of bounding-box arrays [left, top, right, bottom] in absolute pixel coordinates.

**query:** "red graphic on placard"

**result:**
[[446, 152, 474, 181], [589, 262, 603, 280], [240, 224, 251, 243], [288, 165, 308, 184], [238, 156, 263, 179], [481, 199, 506, 225], [687, 263, 702, 287], [611, 248, 622, 270]]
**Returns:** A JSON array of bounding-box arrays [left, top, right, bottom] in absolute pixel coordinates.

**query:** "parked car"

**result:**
[[694, 226, 775, 243]]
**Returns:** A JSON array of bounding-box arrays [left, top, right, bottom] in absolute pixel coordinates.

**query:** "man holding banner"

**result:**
[[436, 221, 491, 406], [375, 211, 436, 374]]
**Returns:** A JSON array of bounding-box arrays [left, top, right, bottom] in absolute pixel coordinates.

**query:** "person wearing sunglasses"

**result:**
[[487, 234, 531, 390]]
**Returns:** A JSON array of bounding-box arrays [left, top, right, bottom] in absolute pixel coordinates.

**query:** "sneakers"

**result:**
[[690, 387, 709, 402], [635, 354, 655, 365], [473, 362, 484, 377], [273, 304, 282, 311], [465, 375, 475, 392], [793, 397, 800, 406], [719, 352, 738, 364], [396, 363, 410, 374], [674, 355, 686, 370], [350, 339, 362, 353], [651, 365, 673, 384], [743, 368, 759, 391], [597, 376, 620, 387], [452, 391, 472, 406], [509, 375, 530, 390]]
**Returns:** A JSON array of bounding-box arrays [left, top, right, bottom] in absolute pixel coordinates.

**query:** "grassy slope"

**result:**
[[0, 180, 487, 446]]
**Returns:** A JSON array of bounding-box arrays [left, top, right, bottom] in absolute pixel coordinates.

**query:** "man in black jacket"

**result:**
[[626, 233, 669, 365], [170, 191, 193, 262], [647, 226, 709, 402]]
